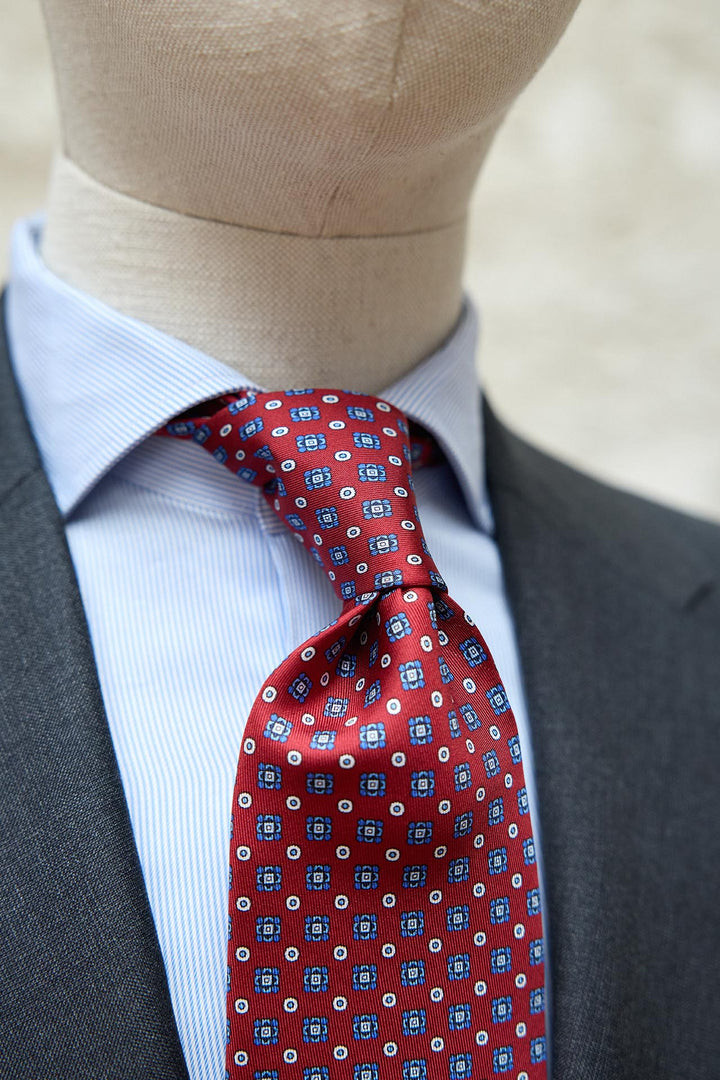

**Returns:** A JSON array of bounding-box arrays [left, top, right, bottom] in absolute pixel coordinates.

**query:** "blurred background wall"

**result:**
[[1, 0, 718, 520]]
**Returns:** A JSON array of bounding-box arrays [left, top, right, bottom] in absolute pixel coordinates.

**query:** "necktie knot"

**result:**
[[165, 388, 446, 604]]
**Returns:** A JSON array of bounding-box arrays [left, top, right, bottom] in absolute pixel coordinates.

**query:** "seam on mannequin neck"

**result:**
[[319, 0, 411, 238], [52, 153, 468, 242]]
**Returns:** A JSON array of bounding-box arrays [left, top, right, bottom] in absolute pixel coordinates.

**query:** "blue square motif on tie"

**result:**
[[486, 684, 510, 715], [257, 762, 282, 790], [449, 1053, 472, 1079], [363, 680, 382, 707], [407, 821, 433, 845], [460, 703, 480, 731], [531, 1038, 547, 1064], [256, 814, 282, 841], [316, 505, 339, 529], [304, 915, 329, 941], [529, 938, 544, 965], [447, 953, 470, 981], [399, 661, 425, 690], [359, 772, 386, 796], [362, 498, 392, 519], [448, 1003, 471, 1030], [402, 865, 428, 889], [482, 750, 500, 777], [459, 637, 487, 667], [400, 911, 425, 937], [448, 857, 469, 884], [353, 431, 381, 450], [254, 967, 280, 994], [255, 916, 281, 942], [306, 865, 331, 891], [306, 772, 333, 795], [323, 697, 348, 719], [239, 417, 263, 440], [347, 406, 375, 422], [368, 533, 398, 556], [256, 865, 282, 892], [438, 656, 454, 683], [446, 905, 470, 932], [352, 964, 377, 991], [263, 714, 292, 743], [296, 432, 327, 453], [304, 1069, 329, 1080], [493, 1046, 513, 1073], [352, 1014, 379, 1040], [353, 914, 378, 940], [289, 674, 312, 702], [408, 715, 433, 744], [359, 724, 386, 750], [491, 948, 511, 974], [402, 1010, 426, 1037], [302, 1017, 329, 1044], [401, 959, 426, 986], [527, 888, 542, 917], [227, 392, 256, 413], [454, 811, 473, 838], [410, 770, 435, 797], [491, 996, 512, 1024], [385, 612, 411, 641], [354, 864, 380, 890], [356, 819, 383, 844], [490, 897, 510, 924], [374, 569, 403, 589], [310, 729, 337, 750], [453, 762, 472, 791], [488, 846, 508, 874], [253, 1018, 278, 1046], [358, 462, 386, 483], [324, 637, 346, 661], [290, 405, 320, 421], [303, 966, 329, 993], [304, 466, 332, 490], [336, 654, 357, 678], [306, 816, 332, 842], [508, 735, 522, 763], [448, 711, 462, 739], [354, 1065, 378, 1080]]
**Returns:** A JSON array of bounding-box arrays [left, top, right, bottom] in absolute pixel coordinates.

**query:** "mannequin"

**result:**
[[39, 0, 580, 392]]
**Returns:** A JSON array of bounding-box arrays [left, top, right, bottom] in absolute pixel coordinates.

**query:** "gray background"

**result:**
[[1, 0, 718, 521]]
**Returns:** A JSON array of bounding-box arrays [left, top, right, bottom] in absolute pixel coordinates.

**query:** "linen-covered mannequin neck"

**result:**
[[39, 0, 581, 390]]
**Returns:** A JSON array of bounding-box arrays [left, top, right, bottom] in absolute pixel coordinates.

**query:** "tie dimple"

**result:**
[[164, 388, 547, 1080]]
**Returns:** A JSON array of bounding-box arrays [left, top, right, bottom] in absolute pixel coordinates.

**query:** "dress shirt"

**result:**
[[6, 214, 549, 1080]]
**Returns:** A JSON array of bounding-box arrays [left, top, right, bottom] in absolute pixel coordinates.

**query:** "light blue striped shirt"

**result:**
[[6, 215, 549, 1080]]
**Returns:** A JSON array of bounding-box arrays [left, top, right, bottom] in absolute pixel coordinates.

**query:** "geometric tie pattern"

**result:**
[[163, 388, 547, 1080]]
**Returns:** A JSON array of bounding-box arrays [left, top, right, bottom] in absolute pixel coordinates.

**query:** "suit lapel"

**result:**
[[484, 402, 717, 1079], [0, 296, 189, 1078]]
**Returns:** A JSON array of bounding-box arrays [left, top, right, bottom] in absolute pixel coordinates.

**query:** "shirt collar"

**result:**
[[7, 214, 493, 532]]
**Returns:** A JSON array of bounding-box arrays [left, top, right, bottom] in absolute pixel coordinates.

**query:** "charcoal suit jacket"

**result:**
[[1, 294, 719, 1080]]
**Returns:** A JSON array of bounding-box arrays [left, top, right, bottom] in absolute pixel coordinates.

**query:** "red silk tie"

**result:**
[[165, 389, 547, 1080]]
